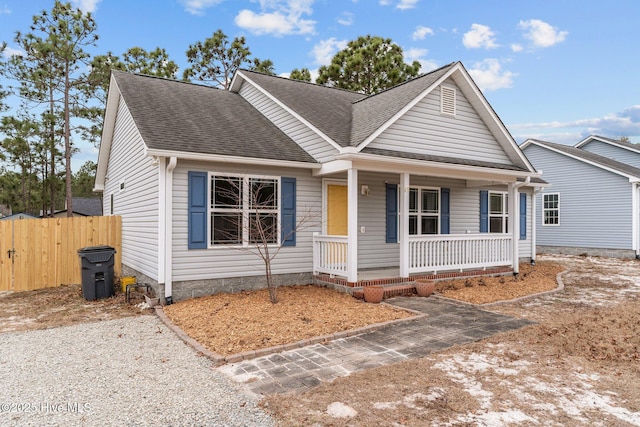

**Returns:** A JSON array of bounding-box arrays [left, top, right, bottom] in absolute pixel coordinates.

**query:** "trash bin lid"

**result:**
[[77, 245, 116, 254]]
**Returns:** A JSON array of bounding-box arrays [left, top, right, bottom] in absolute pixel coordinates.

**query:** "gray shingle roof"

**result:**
[[584, 135, 640, 152], [239, 70, 367, 147], [72, 198, 103, 216], [350, 63, 456, 146], [361, 147, 530, 172], [528, 139, 640, 178], [112, 71, 317, 164]]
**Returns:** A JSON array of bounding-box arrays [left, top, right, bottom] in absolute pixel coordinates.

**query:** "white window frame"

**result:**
[[440, 85, 456, 116], [542, 193, 560, 226], [208, 173, 281, 248], [408, 186, 441, 235], [489, 191, 508, 233]]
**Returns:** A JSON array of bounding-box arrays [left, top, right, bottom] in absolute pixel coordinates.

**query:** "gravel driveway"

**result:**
[[0, 315, 273, 427]]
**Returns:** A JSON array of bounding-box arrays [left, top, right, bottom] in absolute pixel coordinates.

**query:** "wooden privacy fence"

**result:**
[[0, 216, 122, 292]]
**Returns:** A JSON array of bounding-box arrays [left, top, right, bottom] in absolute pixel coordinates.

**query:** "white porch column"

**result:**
[[347, 168, 358, 283], [509, 183, 520, 274], [632, 182, 639, 256], [399, 173, 410, 278]]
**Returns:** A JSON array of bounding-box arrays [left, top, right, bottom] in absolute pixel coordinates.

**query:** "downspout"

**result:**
[[510, 176, 531, 275], [531, 186, 543, 265], [632, 181, 640, 258], [164, 156, 177, 304]]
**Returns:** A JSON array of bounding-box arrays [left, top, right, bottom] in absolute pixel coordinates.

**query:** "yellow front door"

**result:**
[[327, 184, 348, 235]]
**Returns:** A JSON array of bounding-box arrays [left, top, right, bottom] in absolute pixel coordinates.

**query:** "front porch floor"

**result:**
[[315, 266, 514, 300]]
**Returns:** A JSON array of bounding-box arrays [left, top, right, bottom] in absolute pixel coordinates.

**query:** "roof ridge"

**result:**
[[238, 68, 364, 96], [351, 61, 458, 105], [113, 70, 223, 91]]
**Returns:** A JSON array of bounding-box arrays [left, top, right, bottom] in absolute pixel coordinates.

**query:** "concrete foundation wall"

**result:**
[[537, 245, 637, 259]]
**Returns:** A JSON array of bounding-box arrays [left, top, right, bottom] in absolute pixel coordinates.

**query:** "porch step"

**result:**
[[352, 283, 417, 300]]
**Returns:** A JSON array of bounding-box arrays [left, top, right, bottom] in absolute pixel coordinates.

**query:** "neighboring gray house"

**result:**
[[521, 138, 640, 258], [95, 62, 542, 303], [575, 135, 640, 169]]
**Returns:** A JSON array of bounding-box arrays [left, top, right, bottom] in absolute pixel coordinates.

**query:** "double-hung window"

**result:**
[[489, 191, 508, 233], [409, 187, 440, 235], [543, 193, 559, 226], [210, 174, 279, 246]]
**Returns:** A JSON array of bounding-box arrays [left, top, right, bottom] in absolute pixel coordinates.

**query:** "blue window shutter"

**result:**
[[188, 171, 207, 249], [386, 183, 398, 243], [519, 192, 527, 240], [281, 177, 296, 246], [479, 190, 488, 233], [441, 188, 450, 234]]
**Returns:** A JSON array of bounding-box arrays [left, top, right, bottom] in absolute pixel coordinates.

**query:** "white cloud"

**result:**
[[0, 6, 10, 14], [510, 43, 523, 52], [518, 19, 568, 47], [463, 23, 499, 49], [2, 46, 24, 58], [235, 0, 316, 36], [71, 0, 101, 13], [412, 25, 434, 40], [379, 0, 418, 9], [468, 59, 516, 91], [397, 0, 419, 9], [312, 37, 348, 65], [511, 105, 640, 140], [179, 0, 224, 16], [337, 11, 353, 26], [404, 48, 437, 73]]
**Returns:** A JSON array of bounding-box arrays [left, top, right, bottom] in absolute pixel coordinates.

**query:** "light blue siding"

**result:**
[[524, 144, 633, 249], [171, 161, 322, 282], [104, 97, 159, 280], [368, 79, 512, 165], [580, 140, 640, 169]]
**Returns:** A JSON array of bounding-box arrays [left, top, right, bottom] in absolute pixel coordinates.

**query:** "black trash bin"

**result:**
[[77, 245, 117, 301]]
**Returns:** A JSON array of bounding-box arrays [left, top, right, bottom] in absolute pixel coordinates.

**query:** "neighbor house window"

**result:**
[[210, 174, 279, 246], [409, 187, 440, 235], [489, 191, 508, 233], [543, 193, 559, 226]]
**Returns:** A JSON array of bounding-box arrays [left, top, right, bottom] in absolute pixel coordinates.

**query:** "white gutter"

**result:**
[[164, 156, 177, 304], [145, 148, 320, 170], [510, 176, 531, 274], [632, 181, 640, 257]]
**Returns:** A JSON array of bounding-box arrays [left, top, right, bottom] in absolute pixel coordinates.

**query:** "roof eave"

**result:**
[[145, 148, 320, 169], [94, 73, 121, 193]]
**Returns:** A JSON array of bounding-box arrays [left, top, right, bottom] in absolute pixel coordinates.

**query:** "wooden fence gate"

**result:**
[[0, 216, 122, 292]]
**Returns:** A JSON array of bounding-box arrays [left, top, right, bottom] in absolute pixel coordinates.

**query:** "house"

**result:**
[[521, 137, 640, 258], [95, 62, 542, 303], [41, 197, 103, 218]]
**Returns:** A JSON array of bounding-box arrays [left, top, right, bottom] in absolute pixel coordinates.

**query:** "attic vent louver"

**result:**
[[440, 85, 456, 116]]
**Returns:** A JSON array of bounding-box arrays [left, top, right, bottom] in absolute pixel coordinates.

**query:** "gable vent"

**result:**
[[440, 86, 456, 116]]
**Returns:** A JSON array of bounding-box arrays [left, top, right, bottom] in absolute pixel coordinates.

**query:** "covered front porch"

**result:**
[[310, 154, 539, 286]]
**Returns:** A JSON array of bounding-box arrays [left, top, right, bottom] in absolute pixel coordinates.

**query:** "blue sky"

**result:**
[[1, 0, 640, 170]]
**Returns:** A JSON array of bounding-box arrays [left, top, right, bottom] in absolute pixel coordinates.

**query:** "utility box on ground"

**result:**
[[78, 245, 116, 301]]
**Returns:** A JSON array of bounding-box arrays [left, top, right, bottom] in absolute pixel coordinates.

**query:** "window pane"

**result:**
[[409, 215, 417, 235], [409, 189, 418, 213], [213, 177, 241, 208], [249, 213, 277, 244], [490, 193, 503, 214], [212, 213, 241, 244], [250, 178, 277, 208], [489, 217, 503, 233], [421, 216, 438, 234], [422, 190, 438, 213]]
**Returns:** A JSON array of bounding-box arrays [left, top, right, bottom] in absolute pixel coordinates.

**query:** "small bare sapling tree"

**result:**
[[211, 176, 317, 303]]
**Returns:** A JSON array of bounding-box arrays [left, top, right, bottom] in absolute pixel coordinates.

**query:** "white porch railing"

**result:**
[[409, 233, 512, 274], [312, 234, 348, 276]]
